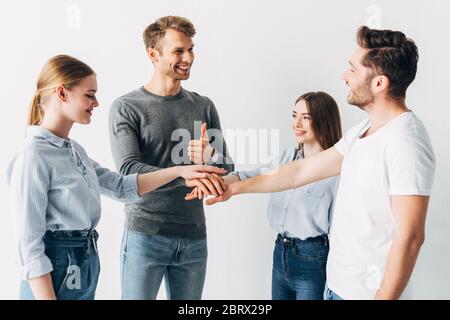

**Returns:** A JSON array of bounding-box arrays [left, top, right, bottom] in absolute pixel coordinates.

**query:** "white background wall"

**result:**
[[0, 0, 449, 299]]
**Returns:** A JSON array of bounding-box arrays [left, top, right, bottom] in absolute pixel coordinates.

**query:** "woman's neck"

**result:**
[[301, 141, 323, 158], [39, 112, 73, 140]]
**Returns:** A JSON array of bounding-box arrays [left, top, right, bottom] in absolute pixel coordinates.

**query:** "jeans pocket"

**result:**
[[292, 243, 320, 261], [55, 248, 87, 299]]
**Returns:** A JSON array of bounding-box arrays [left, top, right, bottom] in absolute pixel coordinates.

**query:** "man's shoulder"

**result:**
[[112, 88, 146, 107], [182, 88, 214, 106], [393, 111, 428, 134], [387, 112, 433, 150]]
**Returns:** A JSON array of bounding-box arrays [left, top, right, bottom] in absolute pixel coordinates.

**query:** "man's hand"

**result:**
[[185, 181, 235, 204], [188, 123, 215, 164], [185, 173, 227, 198], [185, 174, 240, 200], [205, 184, 234, 205]]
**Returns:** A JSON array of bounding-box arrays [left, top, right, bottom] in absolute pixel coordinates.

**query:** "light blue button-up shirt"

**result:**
[[236, 147, 339, 240], [6, 126, 141, 280]]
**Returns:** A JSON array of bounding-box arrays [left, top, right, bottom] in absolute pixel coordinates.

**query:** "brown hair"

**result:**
[[28, 55, 95, 125], [295, 92, 343, 150], [143, 16, 196, 51], [356, 26, 419, 99]]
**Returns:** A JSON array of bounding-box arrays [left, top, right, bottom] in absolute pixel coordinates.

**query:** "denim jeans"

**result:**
[[20, 230, 100, 300], [120, 229, 207, 300], [272, 234, 329, 300], [324, 286, 344, 300]]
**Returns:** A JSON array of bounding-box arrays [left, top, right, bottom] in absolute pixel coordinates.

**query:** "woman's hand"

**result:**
[[185, 174, 239, 200], [185, 173, 227, 197], [137, 165, 226, 196], [177, 165, 226, 180], [185, 184, 235, 204]]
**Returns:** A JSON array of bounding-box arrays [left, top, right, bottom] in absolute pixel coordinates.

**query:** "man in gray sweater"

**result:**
[[109, 16, 234, 300]]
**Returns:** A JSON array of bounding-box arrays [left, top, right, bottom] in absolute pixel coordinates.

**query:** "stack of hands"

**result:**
[[185, 123, 231, 205]]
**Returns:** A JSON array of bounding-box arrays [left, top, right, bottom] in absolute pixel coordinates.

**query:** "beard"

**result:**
[[347, 77, 375, 110], [163, 65, 190, 81]]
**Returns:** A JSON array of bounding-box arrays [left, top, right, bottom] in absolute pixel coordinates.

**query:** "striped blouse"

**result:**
[[6, 126, 141, 280]]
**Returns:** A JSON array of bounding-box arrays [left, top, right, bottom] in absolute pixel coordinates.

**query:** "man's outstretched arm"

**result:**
[[206, 147, 343, 205]]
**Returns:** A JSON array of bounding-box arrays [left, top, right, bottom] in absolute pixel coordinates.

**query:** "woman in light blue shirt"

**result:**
[[187, 91, 342, 299], [6, 55, 226, 300]]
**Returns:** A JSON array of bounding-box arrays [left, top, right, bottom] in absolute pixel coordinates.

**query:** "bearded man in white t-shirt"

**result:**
[[196, 26, 436, 300]]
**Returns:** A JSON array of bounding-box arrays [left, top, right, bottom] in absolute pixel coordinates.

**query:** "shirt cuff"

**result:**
[[22, 256, 54, 280], [122, 173, 142, 202], [235, 171, 249, 181], [209, 150, 224, 164]]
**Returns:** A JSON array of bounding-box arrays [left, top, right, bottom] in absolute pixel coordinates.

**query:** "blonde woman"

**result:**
[[6, 55, 226, 300]]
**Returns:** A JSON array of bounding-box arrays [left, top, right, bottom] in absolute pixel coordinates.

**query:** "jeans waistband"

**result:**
[[277, 233, 328, 247], [43, 230, 99, 252]]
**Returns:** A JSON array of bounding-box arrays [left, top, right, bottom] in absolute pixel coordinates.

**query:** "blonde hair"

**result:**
[[28, 55, 95, 125]]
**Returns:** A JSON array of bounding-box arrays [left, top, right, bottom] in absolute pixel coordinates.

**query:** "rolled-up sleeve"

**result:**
[[90, 159, 142, 203], [6, 150, 53, 280], [235, 153, 280, 181]]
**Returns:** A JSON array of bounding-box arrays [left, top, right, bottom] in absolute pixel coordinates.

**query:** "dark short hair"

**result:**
[[356, 26, 419, 99], [143, 16, 196, 51], [295, 92, 343, 150]]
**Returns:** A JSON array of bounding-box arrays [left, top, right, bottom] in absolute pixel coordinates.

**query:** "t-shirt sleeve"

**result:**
[[385, 132, 436, 196], [333, 136, 346, 156]]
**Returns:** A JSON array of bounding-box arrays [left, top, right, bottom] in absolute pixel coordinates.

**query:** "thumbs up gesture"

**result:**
[[188, 122, 215, 164]]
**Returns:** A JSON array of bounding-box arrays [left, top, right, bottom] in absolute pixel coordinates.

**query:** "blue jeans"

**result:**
[[120, 229, 207, 300], [20, 230, 100, 300], [324, 286, 344, 300], [272, 234, 329, 300]]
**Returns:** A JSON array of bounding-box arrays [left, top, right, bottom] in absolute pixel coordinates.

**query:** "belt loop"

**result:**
[[323, 235, 328, 247], [92, 234, 98, 253], [88, 230, 98, 253]]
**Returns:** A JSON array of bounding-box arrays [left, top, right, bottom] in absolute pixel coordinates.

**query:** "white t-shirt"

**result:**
[[327, 111, 435, 300]]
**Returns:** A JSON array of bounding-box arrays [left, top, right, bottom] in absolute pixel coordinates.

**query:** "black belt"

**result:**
[[43, 229, 99, 252], [277, 233, 328, 246]]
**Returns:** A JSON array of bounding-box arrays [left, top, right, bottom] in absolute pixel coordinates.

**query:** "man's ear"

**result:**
[[55, 85, 67, 102], [147, 47, 159, 64], [373, 75, 390, 95]]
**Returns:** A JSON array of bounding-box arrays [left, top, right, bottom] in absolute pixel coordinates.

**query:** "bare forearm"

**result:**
[[137, 167, 179, 196], [29, 273, 56, 300], [223, 174, 240, 185], [376, 235, 424, 299], [231, 161, 301, 196], [229, 148, 342, 196]]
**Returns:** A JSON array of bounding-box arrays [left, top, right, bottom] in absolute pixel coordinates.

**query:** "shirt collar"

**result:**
[[26, 125, 70, 148]]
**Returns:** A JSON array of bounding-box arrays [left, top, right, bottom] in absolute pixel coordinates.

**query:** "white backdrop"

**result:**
[[1, 0, 449, 299]]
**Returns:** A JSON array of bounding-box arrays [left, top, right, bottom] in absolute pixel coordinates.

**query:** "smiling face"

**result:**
[[61, 74, 99, 125], [152, 28, 194, 81], [292, 99, 316, 145], [341, 47, 375, 109]]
